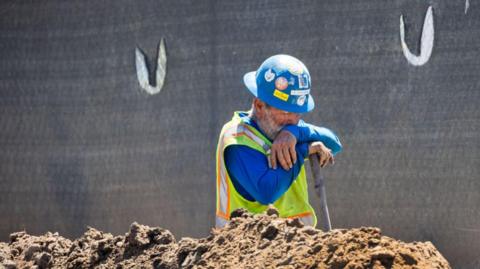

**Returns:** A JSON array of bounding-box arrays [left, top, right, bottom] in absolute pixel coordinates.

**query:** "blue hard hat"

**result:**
[[243, 54, 315, 113]]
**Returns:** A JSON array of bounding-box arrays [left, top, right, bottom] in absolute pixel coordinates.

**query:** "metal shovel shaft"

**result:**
[[309, 154, 332, 231]]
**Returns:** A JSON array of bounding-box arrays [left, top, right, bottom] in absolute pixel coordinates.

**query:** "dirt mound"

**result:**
[[0, 208, 450, 268]]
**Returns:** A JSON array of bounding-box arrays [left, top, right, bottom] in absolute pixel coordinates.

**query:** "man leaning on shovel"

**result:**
[[215, 54, 342, 229]]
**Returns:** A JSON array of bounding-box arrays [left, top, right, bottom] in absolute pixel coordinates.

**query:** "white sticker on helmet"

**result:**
[[264, 69, 275, 82], [298, 74, 309, 88], [297, 95, 306, 106], [289, 77, 295, 85], [290, 89, 310, 96]]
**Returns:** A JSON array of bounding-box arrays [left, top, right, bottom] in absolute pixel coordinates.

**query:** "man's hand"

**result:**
[[268, 130, 297, 170], [308, 141, 334, 168]]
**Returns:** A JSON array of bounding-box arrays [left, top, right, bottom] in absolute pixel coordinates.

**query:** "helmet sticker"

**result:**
[[288, 77, 295, 85], [274, 77, 288, 91], [298, 74, 309, 89], [273, 89, 289, 101], [290, 89, 310, 96], [264, 69, 275, 82], [296, 95, 307, 106]]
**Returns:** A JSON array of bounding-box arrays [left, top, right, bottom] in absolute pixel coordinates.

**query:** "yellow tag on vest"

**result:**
[[273, 89, 289, 101]]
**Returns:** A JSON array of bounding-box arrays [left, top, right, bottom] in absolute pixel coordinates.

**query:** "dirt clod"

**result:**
[[0, 210, 451, 268]]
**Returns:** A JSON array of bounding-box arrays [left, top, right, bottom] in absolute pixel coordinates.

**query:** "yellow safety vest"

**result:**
[[215, 112, 317, 228]]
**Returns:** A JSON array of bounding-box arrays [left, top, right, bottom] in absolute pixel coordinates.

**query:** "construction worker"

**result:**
[[215, 54, 342, 228]]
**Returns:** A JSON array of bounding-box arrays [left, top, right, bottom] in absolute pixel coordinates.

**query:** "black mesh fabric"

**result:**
[[0, 1, 479, 267]]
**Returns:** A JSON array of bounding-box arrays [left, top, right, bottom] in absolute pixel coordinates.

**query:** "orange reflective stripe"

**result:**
[[225, 124, 269, 151], [216, 141, 224, 215], [231, 132, 258, 144], [216, 131, 232, 219], [287, 211, 313, 219], [216, 212, 229, 220], [216, 150, 222, 214], [226, 173, 230, 218]]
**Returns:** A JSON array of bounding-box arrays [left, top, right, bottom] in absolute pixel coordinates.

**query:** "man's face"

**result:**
[[264, 105, 301, 127], [255, 99, 301, 140]]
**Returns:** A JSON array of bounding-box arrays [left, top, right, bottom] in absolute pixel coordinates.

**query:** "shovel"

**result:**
[[309, 153, 332, 231]]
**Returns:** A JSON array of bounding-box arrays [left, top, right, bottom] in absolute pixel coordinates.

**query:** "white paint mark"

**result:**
[[400, 6, 434, 66], [465, 0, 470, 14], [135, 48, 151, 91], [135, 38, 167, 95], [155, 39, 167, 92]]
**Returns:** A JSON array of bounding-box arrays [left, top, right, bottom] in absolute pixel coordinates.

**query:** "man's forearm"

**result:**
[[282, 121, 342, 155]]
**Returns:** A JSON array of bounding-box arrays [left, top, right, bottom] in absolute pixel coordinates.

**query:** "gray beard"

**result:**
[[255, 110, 283, 141]]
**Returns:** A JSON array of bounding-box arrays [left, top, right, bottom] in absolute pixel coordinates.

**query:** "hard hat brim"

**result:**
[[243, 71, 258, 97], [243, 71, 315, 113]]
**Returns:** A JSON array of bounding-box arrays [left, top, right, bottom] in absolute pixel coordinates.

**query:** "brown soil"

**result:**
[[0, 208, 450, 269]]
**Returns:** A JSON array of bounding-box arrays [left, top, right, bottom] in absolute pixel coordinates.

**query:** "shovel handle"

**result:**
[[309, 153, 332, 231]]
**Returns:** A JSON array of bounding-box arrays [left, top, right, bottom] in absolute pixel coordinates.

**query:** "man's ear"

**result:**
[[253, 98, 265, 112]]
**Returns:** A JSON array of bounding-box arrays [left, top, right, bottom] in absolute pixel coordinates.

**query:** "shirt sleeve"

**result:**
[[282, 120, 343, 155], [224, 142, 309, 205]]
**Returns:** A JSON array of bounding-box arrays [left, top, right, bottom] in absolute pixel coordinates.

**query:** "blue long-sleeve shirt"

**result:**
[[224, 112, 342, 205], [283, 120, 342, 155]]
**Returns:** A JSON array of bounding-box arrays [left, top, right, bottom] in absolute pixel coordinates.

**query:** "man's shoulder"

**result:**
[[221, 111, 257, 131]]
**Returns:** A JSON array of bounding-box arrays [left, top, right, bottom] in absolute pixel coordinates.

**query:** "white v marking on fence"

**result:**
[[135, 38, 167, 95], [400, 6, 434, 66]]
